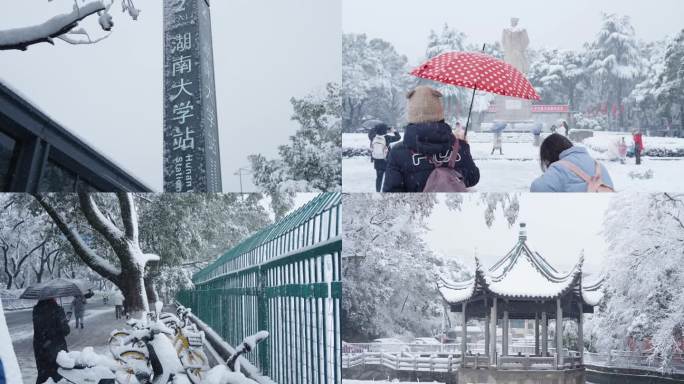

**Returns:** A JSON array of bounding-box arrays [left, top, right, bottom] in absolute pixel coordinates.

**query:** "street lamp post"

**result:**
[[233, 167, 252, 195]]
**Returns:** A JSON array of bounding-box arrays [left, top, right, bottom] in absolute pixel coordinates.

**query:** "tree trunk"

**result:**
[[119, 263, 147, 314], [34, 193, 160, 313], [617, 81, 624, 129]]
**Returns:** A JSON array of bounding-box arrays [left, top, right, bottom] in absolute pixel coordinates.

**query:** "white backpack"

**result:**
[[371, 135, 388, 160]]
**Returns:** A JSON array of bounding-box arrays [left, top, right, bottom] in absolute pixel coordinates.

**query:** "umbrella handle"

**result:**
[[464, 44, 486, 138]]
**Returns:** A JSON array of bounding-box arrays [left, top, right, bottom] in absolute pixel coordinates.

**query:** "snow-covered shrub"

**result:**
[[573, 113, 606, 131]]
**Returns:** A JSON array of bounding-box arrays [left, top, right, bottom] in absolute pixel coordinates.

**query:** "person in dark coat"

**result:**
[[71, 295, 86, 329], [33, 298, 70, 384], [383, 86, 480, 192], [368, 123, 401, 192]]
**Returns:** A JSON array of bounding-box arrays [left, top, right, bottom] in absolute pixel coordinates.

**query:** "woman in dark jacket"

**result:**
[[368, 123, 401, 192], [33, 298, 70, 384], [382, 86, 479, 192]]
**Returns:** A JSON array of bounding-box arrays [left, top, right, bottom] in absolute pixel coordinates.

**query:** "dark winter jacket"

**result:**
[[369, 131, 402, 171], [33, 299, 70, 383], [382, 121, 480, 192]]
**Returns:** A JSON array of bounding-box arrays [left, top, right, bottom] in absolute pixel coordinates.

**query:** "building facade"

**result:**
[[0, 82, 151, 192]]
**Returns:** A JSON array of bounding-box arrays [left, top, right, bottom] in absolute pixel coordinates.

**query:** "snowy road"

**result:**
[[343, 133, 684, 192], [9, 302, 127, 383]]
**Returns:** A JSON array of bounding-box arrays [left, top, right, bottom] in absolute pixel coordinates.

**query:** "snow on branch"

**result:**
[[0, 0, 140, 51], [33, 194, 121, 281], [78, 193, 125, 246], [117, 192, 138, 243]]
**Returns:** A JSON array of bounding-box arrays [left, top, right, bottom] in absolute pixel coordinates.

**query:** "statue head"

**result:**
[[510, 17, 520, 27]]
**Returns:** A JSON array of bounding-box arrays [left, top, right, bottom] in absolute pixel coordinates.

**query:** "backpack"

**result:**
[[557, 160, 614, 192], [370, 135, 388, 160], [423, 140, 467, 192]]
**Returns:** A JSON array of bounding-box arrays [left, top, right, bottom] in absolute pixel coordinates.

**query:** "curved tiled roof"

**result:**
[[439, 228, 602, 306]]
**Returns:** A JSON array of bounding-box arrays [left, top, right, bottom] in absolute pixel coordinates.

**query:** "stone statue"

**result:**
[[494, 17, 533, 124], [501, 17, 530, 73]]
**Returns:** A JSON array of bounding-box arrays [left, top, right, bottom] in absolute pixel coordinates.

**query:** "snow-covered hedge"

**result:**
[[583, 133, 684, 157], [573, 113, 607, 131]]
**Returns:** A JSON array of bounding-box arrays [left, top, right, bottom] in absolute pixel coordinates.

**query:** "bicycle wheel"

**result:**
[[180, 349, 209, 384]]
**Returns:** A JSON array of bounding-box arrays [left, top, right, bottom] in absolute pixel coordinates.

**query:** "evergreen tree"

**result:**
[[655, 29, 684, 134], [586, 13, 641, 129]]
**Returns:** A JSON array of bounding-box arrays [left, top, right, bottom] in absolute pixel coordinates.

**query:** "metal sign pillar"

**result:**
[[163, 0, 222, 192]]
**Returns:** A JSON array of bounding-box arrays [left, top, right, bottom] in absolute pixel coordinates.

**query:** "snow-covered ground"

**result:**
[[343, 381, 445, 384], [343, 132, 684, 192]]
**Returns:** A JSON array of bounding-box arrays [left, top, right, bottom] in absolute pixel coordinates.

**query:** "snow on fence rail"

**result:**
[[585, 351, 684, 374], [177, 193, 342, 384]]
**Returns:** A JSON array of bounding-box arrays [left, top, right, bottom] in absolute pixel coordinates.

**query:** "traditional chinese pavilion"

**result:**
[[438, 223, 602, 381]]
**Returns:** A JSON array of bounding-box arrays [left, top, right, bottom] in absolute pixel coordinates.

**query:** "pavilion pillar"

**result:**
[[578, 301, 584, 363], [541, 311, 548, 356], [502, 301, 509, 356], [484, 311, 490, 356], [534, 312, 540, 356], [489, 298, 497, 366], [556, 298, 563, 367], [461, 301, 468, 366]]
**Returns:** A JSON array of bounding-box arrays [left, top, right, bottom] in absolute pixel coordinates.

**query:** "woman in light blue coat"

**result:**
[[531, 134, 614, 192]]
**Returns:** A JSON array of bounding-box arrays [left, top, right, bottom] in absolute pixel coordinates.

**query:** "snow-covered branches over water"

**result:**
[[0, 0, 140, 50], [587, 193, 684, 368], [342, 194, 470, 341], [249, 84, 341, 219]]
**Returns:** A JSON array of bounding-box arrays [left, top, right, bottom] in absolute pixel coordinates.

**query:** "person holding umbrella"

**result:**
[[491, 121, 506, 155], [382, 86, 480, 192], [32, 298, 70, 383], [20, 278, 93, 383]]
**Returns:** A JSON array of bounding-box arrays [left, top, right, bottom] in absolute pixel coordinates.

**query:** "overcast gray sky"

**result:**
[[0, 0, 341, 192], [423, 193, 614, 276], [343, 0, 684, 63]]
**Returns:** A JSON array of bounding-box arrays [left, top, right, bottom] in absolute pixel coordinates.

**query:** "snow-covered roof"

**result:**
[[439, 224, 602, 305]]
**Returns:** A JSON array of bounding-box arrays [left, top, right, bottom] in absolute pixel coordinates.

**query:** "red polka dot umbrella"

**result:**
[[411, 49, 540, 135]]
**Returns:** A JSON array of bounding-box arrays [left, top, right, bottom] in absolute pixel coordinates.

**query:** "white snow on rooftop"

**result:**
[[440, 230, 601, 304]]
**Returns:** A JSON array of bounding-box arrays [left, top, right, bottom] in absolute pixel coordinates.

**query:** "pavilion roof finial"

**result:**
[[519, 222, 527, 241]]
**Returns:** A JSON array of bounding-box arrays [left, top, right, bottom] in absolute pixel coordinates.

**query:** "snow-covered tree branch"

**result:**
[[35, 192, 158, 313], [0, 0, 140, 51]]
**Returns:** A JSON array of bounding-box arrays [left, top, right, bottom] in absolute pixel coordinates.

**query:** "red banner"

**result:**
[[486, 104, 569, 113]]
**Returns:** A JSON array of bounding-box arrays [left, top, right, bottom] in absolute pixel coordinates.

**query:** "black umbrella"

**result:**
[[20, 278, 93, 300]]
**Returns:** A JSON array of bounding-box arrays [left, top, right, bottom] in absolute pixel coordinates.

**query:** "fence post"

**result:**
[[257, 265, 270, 375]]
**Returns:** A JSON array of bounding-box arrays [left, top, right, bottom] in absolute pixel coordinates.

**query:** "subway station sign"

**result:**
[[163, 0, 222, 192]]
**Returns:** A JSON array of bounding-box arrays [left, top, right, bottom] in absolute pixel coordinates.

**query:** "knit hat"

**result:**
[[406, 86, 444, 124]]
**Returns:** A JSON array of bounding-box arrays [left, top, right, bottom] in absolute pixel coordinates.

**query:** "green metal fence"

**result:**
[[177, 192, 342, 383]]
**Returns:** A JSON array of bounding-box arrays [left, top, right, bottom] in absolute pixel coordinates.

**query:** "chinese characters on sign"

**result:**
[[163, 0, 222, 192]]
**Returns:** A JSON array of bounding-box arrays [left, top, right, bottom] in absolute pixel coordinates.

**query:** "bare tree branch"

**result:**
[[78, 193, 126, 248], [33, 194, 121, 282], [118, 192, 139, 243]]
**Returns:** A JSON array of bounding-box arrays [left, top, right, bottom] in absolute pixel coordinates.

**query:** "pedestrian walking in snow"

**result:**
[[453, 121, 465, 140], [382, 86, 479, 192], [561, 120, 570, 136], [532, 123, 543, 147], [112, 290, 124, 319], [491, 131, 503, 155], [368, 123, 401, 192], [33, 298, 70, 384], [71, 295, 86, 329], [531, 133, 614, 192], [550, 124, 557, 134], [618, 137, 628, 164], [633, 130, 644, 165]]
